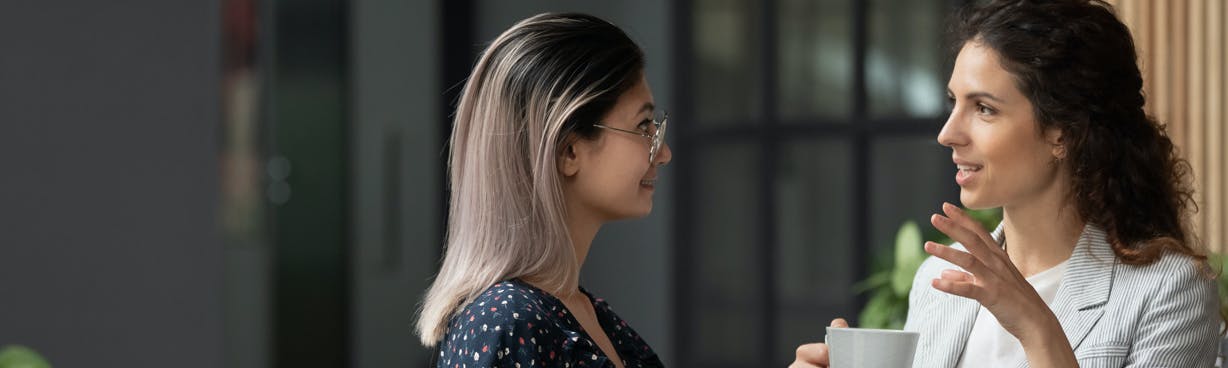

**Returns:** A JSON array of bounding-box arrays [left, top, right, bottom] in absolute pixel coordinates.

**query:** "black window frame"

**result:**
[[670, 0, 963, 366]]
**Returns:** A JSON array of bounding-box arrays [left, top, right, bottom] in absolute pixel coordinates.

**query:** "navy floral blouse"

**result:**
[[435, 279, 664, 368]]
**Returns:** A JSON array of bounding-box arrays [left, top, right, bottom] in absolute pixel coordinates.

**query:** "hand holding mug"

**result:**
[[789, 318, 848, 368]]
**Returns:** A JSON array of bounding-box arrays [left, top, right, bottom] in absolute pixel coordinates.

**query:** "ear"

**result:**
[[559, 137, 583, 177], [1045, 127, 1066, 159]]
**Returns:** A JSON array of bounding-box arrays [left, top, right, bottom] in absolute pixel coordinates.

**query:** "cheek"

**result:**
[[603, 145, 649, 177], [607, 161, 649, 192], [982, 133, 1057, 195], [584, 148, 647, 190]]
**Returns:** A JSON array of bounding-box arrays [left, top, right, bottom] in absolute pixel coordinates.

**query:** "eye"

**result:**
[[976, 103, 996, 116], [637, 119, 653, 133]]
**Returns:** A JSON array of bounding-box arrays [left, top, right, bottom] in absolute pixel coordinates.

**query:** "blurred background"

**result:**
[[0, 0, 1223, 367]]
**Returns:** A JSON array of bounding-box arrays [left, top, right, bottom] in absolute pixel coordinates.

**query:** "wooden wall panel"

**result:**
[[1105, 0, 1226, 253]]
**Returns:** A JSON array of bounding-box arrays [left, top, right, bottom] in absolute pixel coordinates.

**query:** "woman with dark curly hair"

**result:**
[[791, 0, 1220, 367]]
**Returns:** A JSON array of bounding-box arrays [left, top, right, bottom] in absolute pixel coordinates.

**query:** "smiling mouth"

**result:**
[[956, 164, 982, 174], [640, 178, 656, 186]]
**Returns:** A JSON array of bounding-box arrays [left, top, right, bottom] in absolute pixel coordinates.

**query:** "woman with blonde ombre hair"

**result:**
[[416, 13, 670, 368]]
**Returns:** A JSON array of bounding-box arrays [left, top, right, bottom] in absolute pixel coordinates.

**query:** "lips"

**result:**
[[640, 178, 656, 186], [953, 157, 982, 186], [956, 164, 982, 174]]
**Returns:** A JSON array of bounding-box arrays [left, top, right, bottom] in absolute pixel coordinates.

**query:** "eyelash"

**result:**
[[975, 103, 996, 116], [946, 97, 996, 116], [637, 120, 652, 131]]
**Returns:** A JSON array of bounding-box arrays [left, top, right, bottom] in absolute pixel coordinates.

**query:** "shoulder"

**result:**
[[1101, 251, 1220, 365], [1113, 250, 1215, 296], [437, 280, 567, 365], [468, 280, 549, 314], [452, 280, 555, 334]]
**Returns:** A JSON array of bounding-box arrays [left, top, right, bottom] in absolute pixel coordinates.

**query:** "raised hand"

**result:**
[[925, 203, 1076, 366]]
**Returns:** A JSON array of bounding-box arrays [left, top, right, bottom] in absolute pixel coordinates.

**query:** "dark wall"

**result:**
[[0, 1, 224, 367]]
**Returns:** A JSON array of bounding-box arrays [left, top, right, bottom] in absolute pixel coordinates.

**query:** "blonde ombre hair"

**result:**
[[415, 13, 645, 346]]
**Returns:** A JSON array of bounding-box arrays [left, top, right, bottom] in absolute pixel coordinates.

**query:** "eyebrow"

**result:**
[[946, 88, 1006, 103]]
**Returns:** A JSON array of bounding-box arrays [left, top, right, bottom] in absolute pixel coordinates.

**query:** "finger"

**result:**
[[830, 318, 849, 328], [794, 343, 829, 366], [932, 277, 982, 300], [930, 213, 996, 263], [924, 241, 991, 277], [935, 209, 1013, 275], [942, 203, 1003, 256], [940, 269, 974, 282]]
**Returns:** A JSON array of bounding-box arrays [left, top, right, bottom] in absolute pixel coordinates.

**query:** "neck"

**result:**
[[1001, 189, 1085, 277], [562, 204, 601, 293], [1002, 171, 1090, 276]]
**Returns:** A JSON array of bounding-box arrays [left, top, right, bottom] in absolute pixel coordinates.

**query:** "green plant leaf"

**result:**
[[851, 271, 891, 294], [1212, 253, 1228, 319], [0, 345, 51, 368], [891, 221, 924, 296], [966, 208, 1003, 232], [886, 294, 909, 330], [858, 289, 897, 329]]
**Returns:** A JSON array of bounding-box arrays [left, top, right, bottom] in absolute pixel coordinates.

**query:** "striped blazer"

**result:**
[[903, 224, 1221, 367]]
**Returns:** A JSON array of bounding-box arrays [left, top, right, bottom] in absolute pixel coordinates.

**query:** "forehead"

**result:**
[[608, 76, 654, 119], [949, 42, 1021, 97], [618, 76, 653, 107]]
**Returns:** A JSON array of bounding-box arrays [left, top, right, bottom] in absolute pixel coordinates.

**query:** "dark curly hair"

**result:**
[[951, 0, 1204, 265]]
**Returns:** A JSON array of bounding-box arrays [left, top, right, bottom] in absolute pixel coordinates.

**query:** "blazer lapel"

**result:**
[[1050, 225, 1115, 347], [1009, 225, 1115, 368]]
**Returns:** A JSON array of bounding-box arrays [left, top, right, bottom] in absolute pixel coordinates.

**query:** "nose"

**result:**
[[937, 108, 968, 148], [655, 141, 673, 167]]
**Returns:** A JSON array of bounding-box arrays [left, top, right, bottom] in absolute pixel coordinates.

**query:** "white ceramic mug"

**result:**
[[825, 327, 920, 368]]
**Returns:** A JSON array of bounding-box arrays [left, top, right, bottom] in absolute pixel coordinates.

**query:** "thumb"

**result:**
[[830, 318, 849, 328]]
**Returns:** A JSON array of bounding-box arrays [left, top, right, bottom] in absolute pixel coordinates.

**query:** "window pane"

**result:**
[[867, 0, 949, 118], [691, 143, 762, 365], [693, 0, 761, 125], [774, 139, 855, 365], [869, 136, 957, 256], [777, 0, 852, 120]]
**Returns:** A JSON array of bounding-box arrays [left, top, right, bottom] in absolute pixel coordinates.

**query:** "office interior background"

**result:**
[[1, 0, 1224, 367]]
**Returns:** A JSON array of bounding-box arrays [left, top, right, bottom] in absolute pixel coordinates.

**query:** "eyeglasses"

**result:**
[[592, 112, 669, 163]]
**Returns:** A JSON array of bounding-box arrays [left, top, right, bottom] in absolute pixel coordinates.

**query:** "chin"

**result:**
[[630, 201, 654, 218], [632, 203, 653, 218], [958, 190, 995, 210]]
